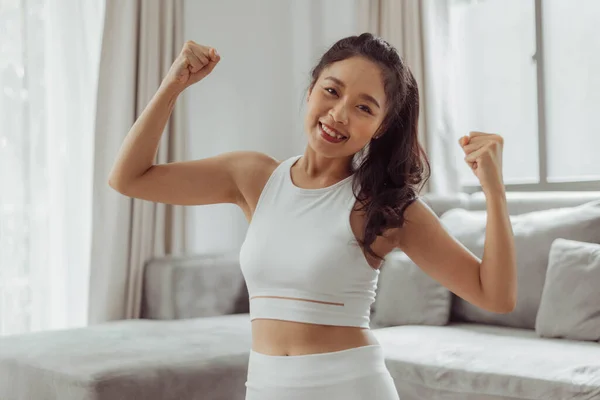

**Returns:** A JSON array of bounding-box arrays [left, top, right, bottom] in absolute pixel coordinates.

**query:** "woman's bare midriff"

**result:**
[[251, 319, 380, 356]]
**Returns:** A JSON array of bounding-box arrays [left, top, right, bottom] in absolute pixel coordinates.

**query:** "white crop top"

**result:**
[[239, 155, 380, 328]]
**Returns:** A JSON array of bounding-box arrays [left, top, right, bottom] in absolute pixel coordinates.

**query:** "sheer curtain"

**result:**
[[421, 0, 462, 194], [0, 0, 104, 336]]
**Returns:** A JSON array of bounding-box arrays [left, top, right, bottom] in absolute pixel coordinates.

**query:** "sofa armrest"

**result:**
[[141, 252, 249, 320]]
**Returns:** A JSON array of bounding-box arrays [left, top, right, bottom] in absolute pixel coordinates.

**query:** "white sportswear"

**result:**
[[240, 155, 379, 328]]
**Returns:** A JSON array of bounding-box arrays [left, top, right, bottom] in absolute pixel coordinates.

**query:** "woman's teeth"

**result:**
[[320, 123, 346, 140]]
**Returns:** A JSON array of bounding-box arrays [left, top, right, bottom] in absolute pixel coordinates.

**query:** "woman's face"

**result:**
[[304, 56, 387, 159]]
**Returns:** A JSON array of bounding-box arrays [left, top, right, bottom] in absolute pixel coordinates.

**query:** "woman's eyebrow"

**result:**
[[323, 76, 381, 109]]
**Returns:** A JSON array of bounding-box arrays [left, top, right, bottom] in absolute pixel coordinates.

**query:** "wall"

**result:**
[[183, 0, 358, 254]]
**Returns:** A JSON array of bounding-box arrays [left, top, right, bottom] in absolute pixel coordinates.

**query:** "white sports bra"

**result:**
[[239, 155, 380, 328]]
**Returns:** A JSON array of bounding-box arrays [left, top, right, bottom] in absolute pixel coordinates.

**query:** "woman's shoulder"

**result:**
[[375, 196, 428, 245], [230, 151, 283, 219], [229, 150, 282, 187], [234, 150, 281, 171]]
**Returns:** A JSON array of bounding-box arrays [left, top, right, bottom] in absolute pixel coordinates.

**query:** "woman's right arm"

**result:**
[[108, 41, 268, 207]]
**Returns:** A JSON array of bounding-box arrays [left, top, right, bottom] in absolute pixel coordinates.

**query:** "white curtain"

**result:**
[[356, 0, 461, 194], [0, 0, 104, 335], [88, 0, 186, 324], [421, 0, 461, 194]]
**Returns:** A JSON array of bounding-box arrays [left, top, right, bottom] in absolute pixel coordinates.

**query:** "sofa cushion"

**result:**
[[142, 252, 249, 319], [536, 238, 600, 341], [0, 314, 252, 400], [374, 323, 600, 400], [441, 200, 600, 329], [371, 251, 451, 327]]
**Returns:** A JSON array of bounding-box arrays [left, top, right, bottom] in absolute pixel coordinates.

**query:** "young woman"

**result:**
[[109, 33, 516, 400]]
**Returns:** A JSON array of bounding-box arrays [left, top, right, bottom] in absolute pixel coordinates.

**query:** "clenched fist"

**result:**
[[164, 40, 220, 92], [459, 131, 505, 195]]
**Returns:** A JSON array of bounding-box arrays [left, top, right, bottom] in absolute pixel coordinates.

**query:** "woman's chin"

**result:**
[[306, 132, 336, 156]]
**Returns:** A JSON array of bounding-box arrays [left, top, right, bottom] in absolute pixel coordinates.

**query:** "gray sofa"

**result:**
[[2, 191, 600, 400]]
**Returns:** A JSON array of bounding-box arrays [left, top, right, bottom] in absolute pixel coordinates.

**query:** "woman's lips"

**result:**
[[319, 122, 347, 143]]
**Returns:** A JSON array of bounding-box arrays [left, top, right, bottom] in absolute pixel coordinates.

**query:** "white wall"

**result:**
[[183, 0, 358, 254]]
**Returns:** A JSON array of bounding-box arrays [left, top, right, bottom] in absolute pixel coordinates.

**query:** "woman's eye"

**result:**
[[325, 88, 338, 96], [358, 105, 372, 114]]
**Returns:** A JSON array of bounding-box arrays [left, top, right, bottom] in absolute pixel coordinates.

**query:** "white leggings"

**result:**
[[244, 344, 400, 400]]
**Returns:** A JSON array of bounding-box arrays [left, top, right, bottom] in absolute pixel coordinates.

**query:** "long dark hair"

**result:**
[[309, 33, 430, 265]]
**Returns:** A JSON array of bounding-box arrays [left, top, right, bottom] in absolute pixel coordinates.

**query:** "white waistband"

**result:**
[[247, 344, 387, 387]]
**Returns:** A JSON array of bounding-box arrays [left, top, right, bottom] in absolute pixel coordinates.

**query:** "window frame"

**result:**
[[461, 0, 600, 193]]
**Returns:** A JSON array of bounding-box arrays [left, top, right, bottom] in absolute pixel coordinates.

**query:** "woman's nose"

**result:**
[[329, 102, 348, 125]]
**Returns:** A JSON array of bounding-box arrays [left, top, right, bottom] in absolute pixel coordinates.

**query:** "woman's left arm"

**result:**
[[477, 188, 517, 312], [393, 132, 517, 313]]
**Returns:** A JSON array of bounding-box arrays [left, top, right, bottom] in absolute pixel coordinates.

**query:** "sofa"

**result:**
[[1, 191, 600, 400]]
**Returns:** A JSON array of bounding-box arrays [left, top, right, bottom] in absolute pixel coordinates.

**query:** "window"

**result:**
[[1, 0, 48, 336], [448, 0, 600, 191], [0, 0, 103, 336]]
